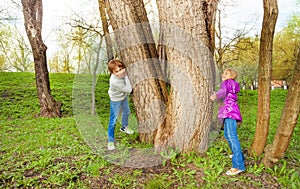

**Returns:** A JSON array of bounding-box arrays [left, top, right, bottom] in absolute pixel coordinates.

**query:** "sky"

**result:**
[[219, 0, 299, 36], [42, 0, 99, 43], [41, 0, 299, 40], [2, 0, 299, 54]]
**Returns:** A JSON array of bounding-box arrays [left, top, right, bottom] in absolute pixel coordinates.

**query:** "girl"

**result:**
[[210, 68, 245, 175]]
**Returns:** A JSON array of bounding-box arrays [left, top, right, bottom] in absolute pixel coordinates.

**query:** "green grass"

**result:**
[[0, 72, 299, 188]]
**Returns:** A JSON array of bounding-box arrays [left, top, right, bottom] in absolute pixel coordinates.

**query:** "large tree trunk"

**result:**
[[98, 0, 114, 60], [106, 0, 168, 143], [262, 47, 300, 167], [250, 0, 278, 156], [106, 0, 217, 153], [21, 0, 61, 117], [155, 0, 217, 153]]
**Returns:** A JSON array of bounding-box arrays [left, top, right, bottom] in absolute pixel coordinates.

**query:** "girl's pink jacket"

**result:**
[[216, 79, 242, 122]]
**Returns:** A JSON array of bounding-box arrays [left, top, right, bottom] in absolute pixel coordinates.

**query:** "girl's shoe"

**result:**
[[226, 168, 244, 175]]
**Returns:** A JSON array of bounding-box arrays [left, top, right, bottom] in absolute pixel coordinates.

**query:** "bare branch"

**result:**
[[69, 22, 104, 37]]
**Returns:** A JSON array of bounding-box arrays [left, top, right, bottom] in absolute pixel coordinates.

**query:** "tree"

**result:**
[[91, 36, 104, 115], [227, 37, 260, 89], [262, 46, 300, 167], [214, 6, 249, 81], [0, 1, 18, 22], [69, 16, 104, 74], [0, 25, 33, 72], [106, 0, 168, 144], [21, 0, 61, 117], [0, 54, 5, 71], [0, 25, 14, 71], [48, 53, 60, 73], [106, 0, 218, 153], [273, 15, 300, 80], [250, 0, 278, 156], [53, 28, 75, 73], [155, 0, 217, 153], [98, 0, 114, 60], [12, 29, 33, 72], [72, 26, 85, 74]]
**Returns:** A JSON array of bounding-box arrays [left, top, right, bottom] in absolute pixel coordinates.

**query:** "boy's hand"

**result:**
[[119, 69, 126, 78], [123, 69, 127, 77], [115, 68, 126, 78]]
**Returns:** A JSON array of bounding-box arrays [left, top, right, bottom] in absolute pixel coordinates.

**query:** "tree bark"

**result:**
[[155, 0, 217, 153], [250, 0, 278, 156], [106, 0, 217, 153], [21, 0, 61, 117], [106, 0, 168, 143], [98, 0, 114, 60], [203, 0, 218, 53], [262, 47, 300, 167]]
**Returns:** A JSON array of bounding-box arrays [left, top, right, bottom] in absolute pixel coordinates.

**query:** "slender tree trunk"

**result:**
[[77, 43, 82, 73], [21, 0, 61, 117], [98, 0, 114, 60], [155, 0, 217, 153], [92, 37, 104, 115], [216, 9, 224, 81], [106, 0, 168, 143], [262, 47, 300, 167], [250, 0, 278, 156]]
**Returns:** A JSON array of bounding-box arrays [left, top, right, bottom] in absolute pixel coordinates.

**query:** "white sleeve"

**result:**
[[112, 76, 132, 93]]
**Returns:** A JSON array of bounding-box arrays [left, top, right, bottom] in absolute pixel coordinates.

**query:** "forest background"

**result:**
[[1, 0, 299, 86], [0, 0, 300, 188]]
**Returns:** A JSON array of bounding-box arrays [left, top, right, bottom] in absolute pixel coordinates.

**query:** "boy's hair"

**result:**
[[225, 68, 238, 79], [108, 59, 125, 73]]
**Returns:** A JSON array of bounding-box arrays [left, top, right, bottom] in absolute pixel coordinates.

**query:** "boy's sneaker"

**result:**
[[120, 127, 134, 134], [107, 142, 115, 150], [226, 168, 244, 175]]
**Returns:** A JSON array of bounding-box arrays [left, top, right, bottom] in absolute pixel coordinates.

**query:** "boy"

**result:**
[[107, 59, 134, 150]]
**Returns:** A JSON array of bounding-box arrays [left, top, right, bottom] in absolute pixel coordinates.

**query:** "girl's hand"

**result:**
[[210, 92, 217, 101]]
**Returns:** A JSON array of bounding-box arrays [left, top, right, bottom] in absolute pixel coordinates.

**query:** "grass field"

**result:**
[[0, 72, 299, 188]]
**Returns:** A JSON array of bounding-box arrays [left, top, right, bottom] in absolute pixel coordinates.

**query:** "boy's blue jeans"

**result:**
[[108, 97, 130, 142], [224, 118, 245, 171]]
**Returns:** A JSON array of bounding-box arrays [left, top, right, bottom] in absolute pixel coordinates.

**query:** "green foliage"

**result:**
[[0, 72, 299, 188], [0, 25, 33, 72], [223, 15, 299, 83], [144, 174, 172, 189], [273, 15, 300, 80], [266, 161, 300, 188], [225, 37, 260, 88]]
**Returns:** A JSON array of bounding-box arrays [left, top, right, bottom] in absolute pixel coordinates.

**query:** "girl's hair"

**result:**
[[108, 59, 125, 73], [224, 68, 238, 79]]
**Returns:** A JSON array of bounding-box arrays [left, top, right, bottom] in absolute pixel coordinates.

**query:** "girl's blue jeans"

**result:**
[[108, 97, 130, 142], [224, 118, 245, 171]]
